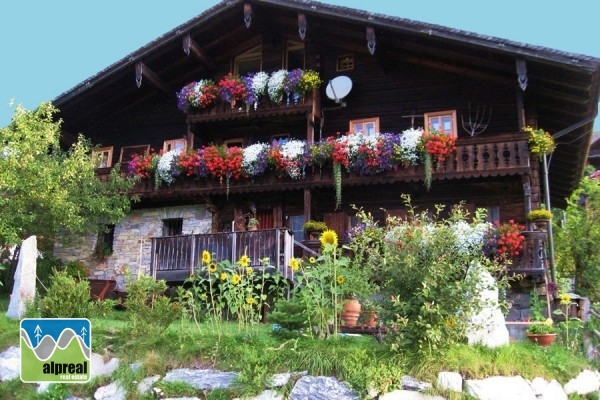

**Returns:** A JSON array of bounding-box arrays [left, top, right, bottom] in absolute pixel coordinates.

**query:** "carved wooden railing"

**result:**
[[150, 228, 295, 281], [98, 133, 531, 197], [510, 230, 547, 274]]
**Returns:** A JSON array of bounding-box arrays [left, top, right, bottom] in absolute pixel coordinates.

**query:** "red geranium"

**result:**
[[178, 150, 202, 177], [483, 219, 525, 259], [422, 130, 457, 163], [203, 145, 244, 180], [128, 150, 157, 179], [218, 73, 248, 104]]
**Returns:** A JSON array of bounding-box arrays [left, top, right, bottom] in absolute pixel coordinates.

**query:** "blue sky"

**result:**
[[1, 1, 599, 129]]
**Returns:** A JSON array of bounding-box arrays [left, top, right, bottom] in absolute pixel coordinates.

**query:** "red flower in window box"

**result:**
[[422, 130, 457, 163]]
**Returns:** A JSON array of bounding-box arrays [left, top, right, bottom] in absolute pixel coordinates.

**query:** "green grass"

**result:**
[[0, 292, 596, 399]]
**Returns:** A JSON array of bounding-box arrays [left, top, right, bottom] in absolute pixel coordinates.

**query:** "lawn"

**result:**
[[0, 291, 595, 400]]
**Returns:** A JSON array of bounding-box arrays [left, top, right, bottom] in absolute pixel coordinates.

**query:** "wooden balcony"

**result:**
[[104, 133, 531, 199], [150, 228, 295, 282], [509, 230, 548, 275]]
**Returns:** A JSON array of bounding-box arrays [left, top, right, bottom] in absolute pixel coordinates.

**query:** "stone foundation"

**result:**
[[53, 204, 212, 289]]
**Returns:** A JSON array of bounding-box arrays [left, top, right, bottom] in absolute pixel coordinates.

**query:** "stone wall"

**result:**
[[53, 204, 212, 289]]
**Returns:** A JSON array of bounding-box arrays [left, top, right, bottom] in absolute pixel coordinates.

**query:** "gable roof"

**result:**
[[53, 0, 600, 207]]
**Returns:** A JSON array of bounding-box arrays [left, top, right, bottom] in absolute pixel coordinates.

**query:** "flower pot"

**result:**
[[363, 310, 378, 328], [340, 298, 361, 327], [532, 219, 550, 231], [526, 333, 557, 346]]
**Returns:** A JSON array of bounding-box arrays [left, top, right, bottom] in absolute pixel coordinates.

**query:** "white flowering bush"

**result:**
[[156, 149, 180, 186], [268, 69, 288, 104], [251, 72, 269, 109], [242, 142, 269, 176], [395, 127, 424, 165]]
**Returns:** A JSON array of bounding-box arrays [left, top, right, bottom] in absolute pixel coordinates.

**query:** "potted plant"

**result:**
[[247, 217, 259, 231], [303, 220, 328, 240], [527, 208, 553, 231], [526, 318, 558, 346]]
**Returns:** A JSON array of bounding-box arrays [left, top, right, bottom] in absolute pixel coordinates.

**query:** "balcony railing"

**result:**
[[150, 228, 295, 281], [102, 133, 531, 198], [510, 230, 548, 274]]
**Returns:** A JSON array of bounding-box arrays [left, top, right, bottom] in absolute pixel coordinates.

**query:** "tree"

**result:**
[[0, 102, 136, 287], [554, 167, 600, 301]]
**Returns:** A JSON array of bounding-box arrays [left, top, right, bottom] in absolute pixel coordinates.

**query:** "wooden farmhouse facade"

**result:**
[[51, 0, 600, 286]]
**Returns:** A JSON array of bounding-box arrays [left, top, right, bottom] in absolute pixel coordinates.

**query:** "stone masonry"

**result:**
[[53, 204, 212, 288]]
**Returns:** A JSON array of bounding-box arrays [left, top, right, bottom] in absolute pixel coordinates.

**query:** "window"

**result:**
[[337, 55, 355, 72], [486, 206, 500, 223], [163, 139, 187, 153], [92, 146, 113, 168], [286, 40, 305, 70], [349, 117, 379, 136], [163, 218, 183, 236], [234, 45, 262, 77], [271, 134, 290, 145], [119, 144, 150, 164], [94, 225, 114, 262], [424, 110, 457, 137], [224, 138, 244, 148], [289, 215, 305, 240]]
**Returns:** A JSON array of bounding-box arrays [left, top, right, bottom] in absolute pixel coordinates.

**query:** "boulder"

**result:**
[[6, 236, 37, 320]]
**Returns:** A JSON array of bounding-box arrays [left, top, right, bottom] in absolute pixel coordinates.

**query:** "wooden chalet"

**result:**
[[51, 0, 600, 286]]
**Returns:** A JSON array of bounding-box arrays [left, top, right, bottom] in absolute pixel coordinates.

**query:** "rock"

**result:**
[[234, 389, 284, 400], [289, 375, 359, 400], [436, 371, 462, 392], [36, 382, 51, 394], [401, 375, 432, 391], [465, 376, 537, 400], [6, 235, 37, 320], [268, 371, 307, 387], [530, 377, 567, 400], [0, 346, 20, 381], [563, 369, 600, 395], [138, 374, 161, 394], [163, 368, 238, 390], [94, 381, 126, 400], [465, 264, 510, 348], [91, 353, 120, 379], [379, 390, 445, 400]]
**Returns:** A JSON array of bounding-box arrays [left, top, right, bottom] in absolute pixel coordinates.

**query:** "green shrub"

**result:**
[[302, 220, 328, 234], [124, 275, 180, 335], [39, 269, 91, 318], [269, 297, 309, 333], [527, 209, 553, 220], [35, 253, 64, 293]]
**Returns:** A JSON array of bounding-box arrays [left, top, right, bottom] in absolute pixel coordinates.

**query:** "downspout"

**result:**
[[544, 113, 598, 283]]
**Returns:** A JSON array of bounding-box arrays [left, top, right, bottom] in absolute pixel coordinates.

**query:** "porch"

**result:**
[[150, 228, 296, 282], [150, 226, 548, 282]]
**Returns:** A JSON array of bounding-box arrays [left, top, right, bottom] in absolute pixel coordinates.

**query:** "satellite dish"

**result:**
[[326, 76, 352, 104]]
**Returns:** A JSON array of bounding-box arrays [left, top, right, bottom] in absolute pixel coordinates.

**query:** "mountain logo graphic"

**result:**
[[20, 318, 91, 383]]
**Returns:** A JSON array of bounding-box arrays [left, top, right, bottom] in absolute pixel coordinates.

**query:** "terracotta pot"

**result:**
[[340, 298, 361, 327], [526, 333, 557, 347], [364, 310, 378, 328], [247, 225, 258, 231], [532, 219, 550, 231]]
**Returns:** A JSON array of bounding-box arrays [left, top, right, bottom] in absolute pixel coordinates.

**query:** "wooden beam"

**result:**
[[183, 34, 217, 71], [135, 61, 172, 95]]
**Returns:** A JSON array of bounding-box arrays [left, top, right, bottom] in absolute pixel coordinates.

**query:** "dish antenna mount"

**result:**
[[325, 75, 352, 105]]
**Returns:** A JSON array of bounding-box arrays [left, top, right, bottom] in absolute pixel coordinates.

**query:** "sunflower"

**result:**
[[201, 250, 211, 264], [559, 293, 571, 305], [246, 297, 255, 305], [239, 254, 250, 267], [231, 274, 241, 285], [220, 272, 228, 281], [246, 267, 253, 275], [208, 263, 218, 273], [336, 275, 344, 284], [320, 229, 338, 247], [289, 258, 300, 271], [309, 256, 316, 264]]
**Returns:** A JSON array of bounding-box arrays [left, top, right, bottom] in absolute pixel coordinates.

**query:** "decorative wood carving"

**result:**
[[243, 3, 252, 28], [135, 62, 172, 95], [298, 13, 307, 40], [366, 26, 376, 55], [182, 34, 217, 71], [516, 59, 528, 91]]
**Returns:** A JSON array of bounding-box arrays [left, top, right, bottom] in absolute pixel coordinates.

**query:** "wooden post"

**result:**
[[304, 189, 312, 223]]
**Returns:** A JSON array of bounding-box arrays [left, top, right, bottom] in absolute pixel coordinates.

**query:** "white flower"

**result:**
[[397, 127, 423, 165], [268, 70, 288, 104], [451, 221, 490, 255], [157, 149, 179, 185], [251, 72, 269, 98], [243, 143, 268, 176], [281, 139, 306, 160]]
